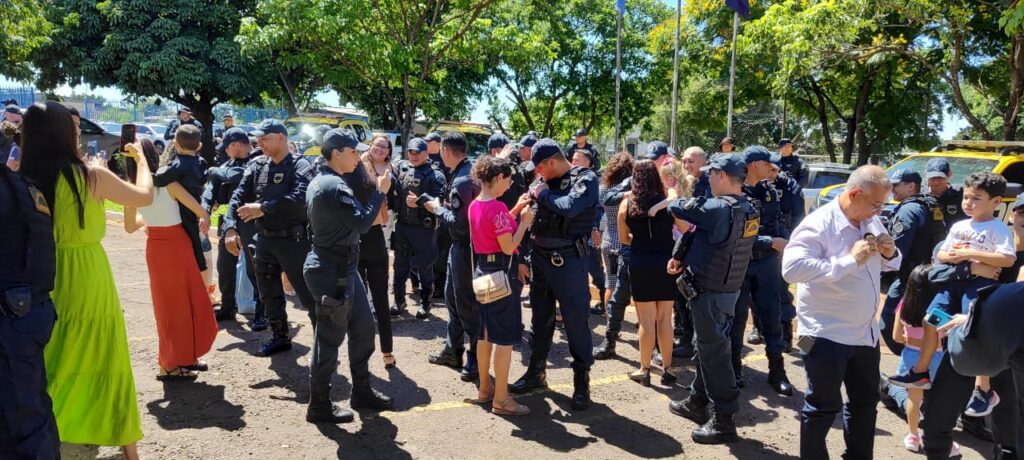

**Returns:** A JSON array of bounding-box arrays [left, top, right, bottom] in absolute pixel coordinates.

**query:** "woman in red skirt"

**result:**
[[123, 138, 218, 380]]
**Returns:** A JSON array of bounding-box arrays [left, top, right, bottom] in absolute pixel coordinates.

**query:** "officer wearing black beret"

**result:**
[[0, 165, 59, 458], [777, 139, 804, 185], [509, 139, 600, 410], [223, 119, 317, 356], [304, 128, 394, 423], [666, 153, 758, 444]]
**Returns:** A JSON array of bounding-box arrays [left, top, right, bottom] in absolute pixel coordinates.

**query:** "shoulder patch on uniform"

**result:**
[[743, 217, 760, 238], [29, 184, 50, 215], [933, 207, 945, 221], [891, 220, 906, 236]]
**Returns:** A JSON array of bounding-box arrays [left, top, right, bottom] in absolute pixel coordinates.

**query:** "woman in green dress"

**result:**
[[20, 101, 153, 459]]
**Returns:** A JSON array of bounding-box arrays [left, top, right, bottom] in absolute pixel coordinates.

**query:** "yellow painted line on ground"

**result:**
[[380, 353, 769, 418]]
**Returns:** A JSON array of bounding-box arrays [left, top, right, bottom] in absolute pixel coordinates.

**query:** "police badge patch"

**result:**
[[561, 179, 570, 190], [946, 205, 958, 215], [451, 194, 461, 209], [891, 220, 906, 236], [274, 172, 284, 184], [29, 185, 50, 215]]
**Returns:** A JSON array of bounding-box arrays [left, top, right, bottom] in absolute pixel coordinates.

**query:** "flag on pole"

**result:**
[[617, 0, 626, 14], [725, 0, 749, 19]]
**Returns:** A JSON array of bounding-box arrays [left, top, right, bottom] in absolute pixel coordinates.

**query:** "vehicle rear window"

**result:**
[[811, 172, 849, 189], [889, 157, 998, 185]]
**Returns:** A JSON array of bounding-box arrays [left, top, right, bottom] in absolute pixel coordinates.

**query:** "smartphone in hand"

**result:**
[[925, 308, 955, 329], [119, 124, 136, 153]]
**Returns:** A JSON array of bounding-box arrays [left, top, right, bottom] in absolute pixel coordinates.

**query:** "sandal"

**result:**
[[492, 398, 530, 416], [383, 353, 397, 369], [156, 367, 198, 381], [464, 391, 495, 404], [184, 360, 209, 372]]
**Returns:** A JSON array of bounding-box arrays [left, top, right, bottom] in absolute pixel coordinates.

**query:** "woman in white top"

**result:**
[[123, 138, 218, 380]]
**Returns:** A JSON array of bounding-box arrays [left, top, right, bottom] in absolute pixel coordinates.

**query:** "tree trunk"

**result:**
[[1003, 33, 1024, 141], [855, 124, 872, 166], [847, 69, 877, 165], [277, 71, 299, 116], [399, 74, 415, 158], [182, 96, 216, 165], [807, 82, 838, 162]]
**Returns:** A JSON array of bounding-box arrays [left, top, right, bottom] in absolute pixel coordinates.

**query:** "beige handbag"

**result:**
[[469, 206, 515, 304]]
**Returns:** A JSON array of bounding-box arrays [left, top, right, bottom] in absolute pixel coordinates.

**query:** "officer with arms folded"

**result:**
[[303, 128, 394, 424], [665, 153, 758, 444]]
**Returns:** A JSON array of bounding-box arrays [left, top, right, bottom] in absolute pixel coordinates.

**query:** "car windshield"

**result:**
[[286, 122, 331, 143], [465, 132, 490, 159], [810, 171, 850, 189], [888, 156, 998, 185]]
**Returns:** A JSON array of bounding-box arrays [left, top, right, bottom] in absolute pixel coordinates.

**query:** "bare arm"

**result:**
[[122, 206, 145, 234], [167, 182, 210, 225], [892, 318, 906, 344], [617, 199, 632, 245], [91, 145, 153, 207]]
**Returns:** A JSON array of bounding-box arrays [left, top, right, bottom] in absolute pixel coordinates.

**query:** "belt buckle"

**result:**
[[550, 251, 564, 267]]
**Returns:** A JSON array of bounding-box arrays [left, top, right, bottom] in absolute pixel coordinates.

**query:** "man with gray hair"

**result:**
[[782, 165, 902, 459]]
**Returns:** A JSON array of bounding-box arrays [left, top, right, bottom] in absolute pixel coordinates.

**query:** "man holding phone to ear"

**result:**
[[782, 165, 901, 459]]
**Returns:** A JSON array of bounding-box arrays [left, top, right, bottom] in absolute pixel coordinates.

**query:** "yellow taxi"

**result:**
[[286, 108, 371, 157], [430, 121, 493, 159], [813, 140, 1024, 223]]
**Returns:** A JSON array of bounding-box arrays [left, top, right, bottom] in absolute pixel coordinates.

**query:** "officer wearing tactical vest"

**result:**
[[508, 139, 600, 411], [765, 159, 805, 351], [303, 128, 394, 424], [390, 137, 446, 318], [204, 128, 266, 329], [777, 138, 804, 185], [423, 131, 483, 382], [665, 153, 758, 444], [0, 165, 59, 458], [926, 158, 967, 230], [730, 146, 794, 397], [426, 131, 451, 302], [223, 119, 317, 357], [518, 134, 538, 184], [879, 169, 946, 356]]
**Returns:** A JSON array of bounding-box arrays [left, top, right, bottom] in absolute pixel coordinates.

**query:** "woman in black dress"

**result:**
[[618, 159, 678, 386]]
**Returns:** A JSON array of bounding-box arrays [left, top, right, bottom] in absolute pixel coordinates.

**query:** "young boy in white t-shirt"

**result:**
[[888, 172, 1016, 418]]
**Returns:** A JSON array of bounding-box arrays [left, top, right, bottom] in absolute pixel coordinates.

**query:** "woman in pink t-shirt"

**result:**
[[467, 155, 534, 416]]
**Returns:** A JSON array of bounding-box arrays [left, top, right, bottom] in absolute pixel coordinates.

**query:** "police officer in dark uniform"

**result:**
[[509, 139, 599, 411], [426, 131, 451, 300], [767, 159, 805, 351], [879, 169, 946, 355], [566, 128, 601, 171], [777, 138, 804, 186], [425, 131, 445, 173], [303, 129, 394, 424], [223, 119, 316, 356], [424, 131, 482, 381], [213, 113, 235, 141], [666, 153, 758, 444], [517, 134, 538, 185], [164, 107, 204, 140], [390, 137, 446, 318], [730, 146, 794, 396], [488, 132, 509, 157], [0, 165, 59, 459], [925, 158, 967, 230], [204, 127, 266, 329]]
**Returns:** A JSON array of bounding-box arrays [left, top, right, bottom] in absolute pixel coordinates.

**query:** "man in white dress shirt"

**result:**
[[782, 165, 901, 459]]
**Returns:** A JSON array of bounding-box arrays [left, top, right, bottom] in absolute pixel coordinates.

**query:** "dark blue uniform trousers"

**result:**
[[800, 338, 880, 460], [392, 223, 439, 304], [689, 291, 741, 415], [254, 235, 316, 338], [879, 277, 906, 356], [529, 248, 594, 371], [921, 351, 1010, 459], [303, 255, 375, 402], [0, 299, 59, 459], [604, 247, 631, 338], [444, 242, 479, 362], [731, 254, 786, 357]]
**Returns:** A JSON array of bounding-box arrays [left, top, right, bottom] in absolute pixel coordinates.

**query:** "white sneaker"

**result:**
[[903, 433, 922, 452]]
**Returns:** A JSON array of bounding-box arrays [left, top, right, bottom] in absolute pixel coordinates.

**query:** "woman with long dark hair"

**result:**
[[123, 138, 218, 380], [599, 151, 633, 311], [617, 159, 677, 386], [20, 101, 151, 459], [354, 133, 398, 367]]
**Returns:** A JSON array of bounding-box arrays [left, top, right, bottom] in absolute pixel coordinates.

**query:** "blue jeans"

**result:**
[[689, 291, 741, 414], [604, 246, 631, 338], [801, 337, 880, 460]]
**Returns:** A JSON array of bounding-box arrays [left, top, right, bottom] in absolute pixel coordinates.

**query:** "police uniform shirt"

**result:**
[[670, 194, 753, 246], [164, 118, 204, 140], [499, 161, 527, 211], [565, 142, 601, 171], [533, 166, 599, 238], [202, 155, 255, 214], [743, 180, 788, 252], [778, 155, 803, 184], [888, 195, 930, 271], [0, 166, 55, 294], [393, 160, 445, 221], [935, 186, 967, 230], [437, 158, 480, 242], [224, 154, 315, 232], [693, 173, 711, 199], [774, 172, 805, 231], [307, 168, 385, 249], [0, 132, 14, 164]]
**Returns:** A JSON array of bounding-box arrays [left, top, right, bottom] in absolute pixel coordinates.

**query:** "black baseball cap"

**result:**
[[488, 133, 510, 150], [926, 158, 952, 179], [778, 138, 792, 147], [4, 106, 21, 115], [531, 138, 565, 166], [177, 107, 192, 115], [217, 128, 250, 150], [700, 153, 747, 178], [222, 113, 234, 120], [519, 134, 538, 148], [322, 128, 369, 155], [574, 128, 587, 137], [718, 137, 734, 148], [424, 132, 442, 143], [250, 119, 288, 137], [643, 141, 669, 161], [407, 137, 428, 153], [743, 145, 781, 164], [890, 168, 922, 185]]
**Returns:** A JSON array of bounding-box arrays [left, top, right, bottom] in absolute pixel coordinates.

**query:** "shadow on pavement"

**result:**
[[315, 414, 412, 460], [146, 381, 246, 432]]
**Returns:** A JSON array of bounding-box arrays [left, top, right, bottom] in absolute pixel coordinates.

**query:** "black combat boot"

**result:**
[[781, 320, 794, 353], [510, 360, 547, 394], [767, 352, 794, 396], [731, 354, 745, 389], [351, 382, 394, 411], [593, 333, 618, 360], [668, 396, 709, 424], [258, 336, 292, 357], [571, 368, 591, 410], [306, 394, 354, 424], [692, 409, 740, 444], [590, 289, 606, 314], [428, 348, 463, 369]]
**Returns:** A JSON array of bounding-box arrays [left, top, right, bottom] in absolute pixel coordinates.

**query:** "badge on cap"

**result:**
[[274, 172, 284, 184], [29, 185, 50, 215]]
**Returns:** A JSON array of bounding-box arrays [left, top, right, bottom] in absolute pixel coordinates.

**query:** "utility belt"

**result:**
[[397, 213, 438, 230], [258, 225, 307, 240], [1, 287, 49, 319], [533, 238, 589, 267], [313, 243, 359, 267], [675, 268, 699, 300]]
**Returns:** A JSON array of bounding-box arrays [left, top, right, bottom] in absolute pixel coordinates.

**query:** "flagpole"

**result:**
[[615, 2, 622, 152], [670, 0, 681, 150], [726, 10, 739, 139]]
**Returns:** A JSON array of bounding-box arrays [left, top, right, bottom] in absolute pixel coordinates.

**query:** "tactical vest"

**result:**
[[684, 195, 758, 293], [890, 194, 947, 278], [0, 167, 55, 293], [397, 162, 433, 223], [532, 167, 596, 239]]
